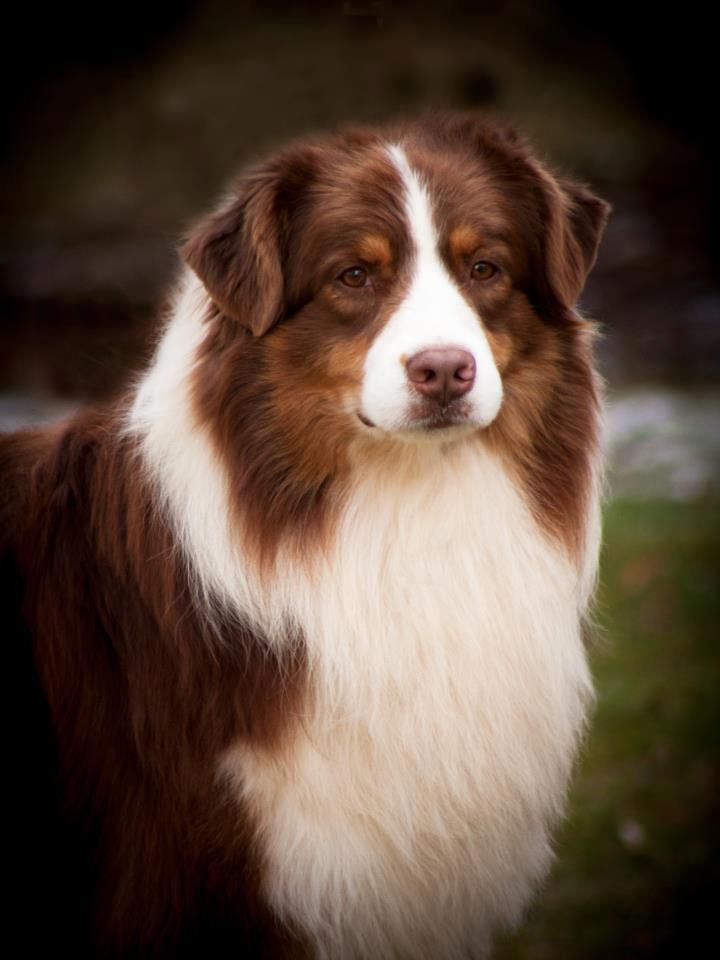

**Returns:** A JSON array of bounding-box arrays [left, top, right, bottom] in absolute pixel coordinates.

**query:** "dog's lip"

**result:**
[[356, 411, 376, 428], [356, 407, 477, 431], [407, 400, 475, 430], [410, 414, 474, 430]]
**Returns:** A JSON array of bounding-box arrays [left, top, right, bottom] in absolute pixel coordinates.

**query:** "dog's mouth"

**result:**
[[414, 413, 472, 430], [356, 401, 476, 432]]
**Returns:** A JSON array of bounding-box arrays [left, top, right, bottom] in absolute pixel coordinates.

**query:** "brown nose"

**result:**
[[406, 348, 476, 404]]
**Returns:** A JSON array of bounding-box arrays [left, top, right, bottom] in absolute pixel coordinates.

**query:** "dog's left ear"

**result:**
[[182, 147, 315, 336], [535, 165, 611, 312]]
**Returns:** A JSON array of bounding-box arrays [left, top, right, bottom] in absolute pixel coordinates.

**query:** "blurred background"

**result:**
[[2, 1, 718, 955]]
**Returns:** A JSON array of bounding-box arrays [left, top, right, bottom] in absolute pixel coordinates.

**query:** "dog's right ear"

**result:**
[[182, 148, 315, 337]]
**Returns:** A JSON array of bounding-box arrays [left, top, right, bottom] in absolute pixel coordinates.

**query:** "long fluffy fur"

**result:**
[[3, 112, 608, 958]]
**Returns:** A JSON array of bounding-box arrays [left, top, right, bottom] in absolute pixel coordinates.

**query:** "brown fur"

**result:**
[[2, 413, 307, 957], [2, 112, 607, 957], [187, 113, 607, 565]]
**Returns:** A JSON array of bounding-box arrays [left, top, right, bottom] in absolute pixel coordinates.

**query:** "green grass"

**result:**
[[495, 499, 720, 959]]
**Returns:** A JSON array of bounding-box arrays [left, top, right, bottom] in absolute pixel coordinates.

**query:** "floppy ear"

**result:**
[[182, 150, 314, 336], [444, 112, 610, 312], [534, 164, 610, 311]]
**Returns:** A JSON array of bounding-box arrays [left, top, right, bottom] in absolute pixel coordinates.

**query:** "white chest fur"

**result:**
[[221, 441, 595, 960]]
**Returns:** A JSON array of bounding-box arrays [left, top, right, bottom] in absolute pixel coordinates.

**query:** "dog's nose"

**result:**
[[406, 348, 476, 404]]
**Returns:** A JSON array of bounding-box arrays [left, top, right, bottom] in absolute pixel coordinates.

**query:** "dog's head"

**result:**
[[184, 113, 608, 445], [181, 113, 608, 559]]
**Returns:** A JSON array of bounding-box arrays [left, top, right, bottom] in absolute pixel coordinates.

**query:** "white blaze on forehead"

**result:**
[[359, 144, 503, 434]]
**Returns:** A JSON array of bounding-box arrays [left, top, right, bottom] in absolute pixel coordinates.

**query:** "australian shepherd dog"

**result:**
[[1, 112, 609, 958]]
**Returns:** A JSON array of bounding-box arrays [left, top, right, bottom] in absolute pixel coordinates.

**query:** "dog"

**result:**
[[2, 112, 609, 958]]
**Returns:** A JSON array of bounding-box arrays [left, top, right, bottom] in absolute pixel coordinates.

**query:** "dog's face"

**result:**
[[184, 114, 607, 448], [183, 114, 608, 557]]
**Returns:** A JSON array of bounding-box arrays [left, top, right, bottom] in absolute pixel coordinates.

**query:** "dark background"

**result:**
[[2, 2, 718, 956], [2, 0, 719, 398]]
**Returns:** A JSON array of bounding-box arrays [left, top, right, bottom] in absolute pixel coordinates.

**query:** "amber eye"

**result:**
[[339, 266, 368, 288], [471, 260, 497, 281]]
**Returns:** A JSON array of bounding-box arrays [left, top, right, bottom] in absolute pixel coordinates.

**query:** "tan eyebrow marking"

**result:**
[[356, 234, 393, 266], [449, 225, 482, 258]]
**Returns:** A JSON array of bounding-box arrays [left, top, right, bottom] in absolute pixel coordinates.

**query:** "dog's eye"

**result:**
[[339, 266, 368, 288], [471, 261, 497, 281]]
